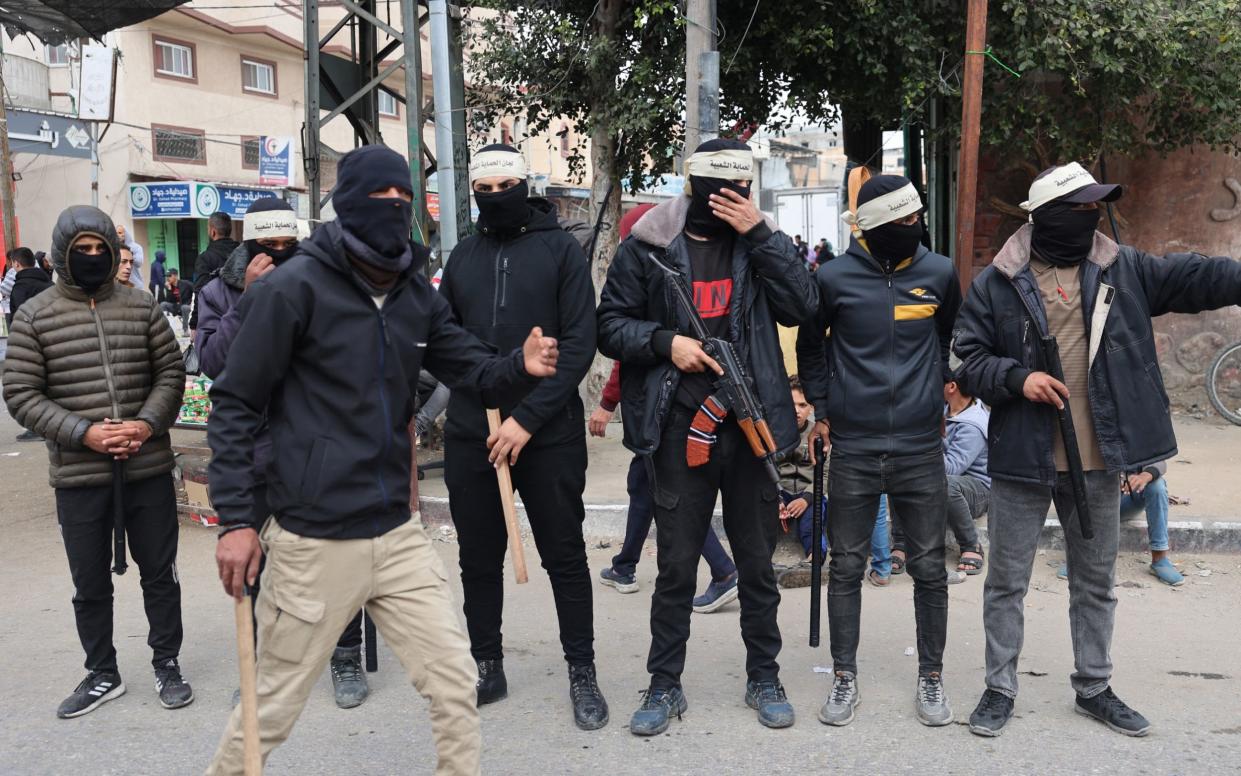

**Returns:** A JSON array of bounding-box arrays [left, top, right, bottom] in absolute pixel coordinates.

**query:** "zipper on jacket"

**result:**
[[500, 257, 510, 311], [886, 272, 896, 451], [374, 312, 393, 516], [89, 298, 123, 419], [491, 245, 505, 326]]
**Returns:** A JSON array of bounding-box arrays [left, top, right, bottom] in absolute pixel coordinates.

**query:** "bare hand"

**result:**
[[808, 419, 830, 465], [786, 497, 810, 519], [1022, 371, 1070, 409], [708, 187, 763, 234], [244, 254, 276, 290], [85, 420, 144, 459], [487, 416, 533, 467], [588, 407, 613, 437], [1125, 472, 1153, 494], [522, 327, 559, 378], [216, 528, 263, 601], [670, 335, 723, 375]]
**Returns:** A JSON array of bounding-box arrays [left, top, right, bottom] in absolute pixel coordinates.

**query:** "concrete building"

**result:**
[[1, 0, 593, 278]]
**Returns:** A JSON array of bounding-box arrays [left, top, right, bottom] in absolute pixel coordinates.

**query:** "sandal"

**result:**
[[890, 550, 906, 575], [957, 547, 984, 575]]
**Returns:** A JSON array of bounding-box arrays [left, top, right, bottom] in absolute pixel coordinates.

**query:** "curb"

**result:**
[[417, 495, 1241, 553]]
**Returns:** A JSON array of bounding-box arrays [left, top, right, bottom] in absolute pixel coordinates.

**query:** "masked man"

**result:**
[[954, 163, 1241, 738], [438, 144, 605, 730], [206, 145, 560, 775], [4, 206, 189, 718], [796, 174, 962, 729], [598, 138, 817, 735]]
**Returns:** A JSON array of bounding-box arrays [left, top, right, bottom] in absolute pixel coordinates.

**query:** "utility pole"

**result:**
[[428, 0, 469, 255], [684, 0, 718, 151], [953, 0, 988, 293], [0, 34, 17, 254]]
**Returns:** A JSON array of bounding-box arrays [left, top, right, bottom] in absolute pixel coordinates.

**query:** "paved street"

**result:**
[[1, 408, 1239, 775]]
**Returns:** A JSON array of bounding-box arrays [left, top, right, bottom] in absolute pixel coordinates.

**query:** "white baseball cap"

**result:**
[[1020, 162, 1122, 213]]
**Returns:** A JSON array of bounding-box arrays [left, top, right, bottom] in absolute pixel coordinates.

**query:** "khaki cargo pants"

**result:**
[[206, 515, 480, 776]]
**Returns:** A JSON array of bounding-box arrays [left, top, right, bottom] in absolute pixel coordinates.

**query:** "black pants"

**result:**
[[827, 449, 948, 676], [647, 412, 781, 689], [611, 455, 737, 580], [445, 437, 594, 665], [56, 472, 183, 673], [249, 485, 364, 651]]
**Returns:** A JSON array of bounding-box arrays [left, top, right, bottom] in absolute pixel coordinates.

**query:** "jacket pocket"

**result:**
[[1145, 362, 1171, 412], [266, 585, 326, 664], [298, 437, 331, 503]]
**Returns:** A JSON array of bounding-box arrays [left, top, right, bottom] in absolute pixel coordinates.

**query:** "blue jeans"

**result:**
[[1120, 477, 1170, 552], [785, 493, 891, 576], [611, 456, 737, 580]]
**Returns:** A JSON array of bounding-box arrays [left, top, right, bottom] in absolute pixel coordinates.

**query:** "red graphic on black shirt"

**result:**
[[692, 279, 732, 319]]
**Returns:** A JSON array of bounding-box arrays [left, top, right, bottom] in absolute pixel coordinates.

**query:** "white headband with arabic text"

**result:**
[[842, 183, 923, 231]]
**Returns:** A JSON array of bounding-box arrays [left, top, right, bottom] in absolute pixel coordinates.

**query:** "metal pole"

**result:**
[[953, 0, 988, 292], [697, 50, 719, 143], [303, 0, 322, 219], [0, 35, 17, 253], [401, 0, 427, 245], [90, 123, 100, 208], [429, 0, 467, 253], [684, 0, 715, 151]]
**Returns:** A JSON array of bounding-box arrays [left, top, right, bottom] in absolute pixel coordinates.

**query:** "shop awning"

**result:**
[[0, 1, 193, 46]]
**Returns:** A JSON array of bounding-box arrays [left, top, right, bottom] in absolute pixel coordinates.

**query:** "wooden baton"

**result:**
[[234, 591, 262, 776], [486, 409, 529, 584]]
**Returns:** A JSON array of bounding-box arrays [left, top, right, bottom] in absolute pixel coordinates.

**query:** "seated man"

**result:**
[[891, 371, 990, 576], [156, 269, 193, 334], [1059, 460, 1182, 586], [776, 377, 892, 588]]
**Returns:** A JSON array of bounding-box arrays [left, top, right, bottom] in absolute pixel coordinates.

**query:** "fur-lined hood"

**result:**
[[629, 195, 779, 249], [991, 223, 1120, 279]]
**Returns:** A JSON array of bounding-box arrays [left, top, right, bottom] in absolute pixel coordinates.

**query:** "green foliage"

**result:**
[[465, 0, 1241, 186]]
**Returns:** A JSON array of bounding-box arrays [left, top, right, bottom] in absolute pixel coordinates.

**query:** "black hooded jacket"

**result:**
[[207, 221, 538, 538], [7, 267, 53, 325], [796, 237, 962, 456], [439, 197, 596, 448], [189, 236, 239, 328]]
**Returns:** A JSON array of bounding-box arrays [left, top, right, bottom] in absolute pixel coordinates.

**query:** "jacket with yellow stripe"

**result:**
[[796, 237, 961, 456]]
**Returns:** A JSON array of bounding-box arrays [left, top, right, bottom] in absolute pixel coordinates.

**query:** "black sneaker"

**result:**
[[154, 659, 194, 710], [745, 679, 795, 728], [330, 646, 369, 709], [969, 689, 1015, 737], [476, 658, 508, 706], [1074, 687, 1151, 737], [568, 663, 609, 730], [629, 686, 688, 736], [57, 670, 126, 719], [15, 430, 40, 442]]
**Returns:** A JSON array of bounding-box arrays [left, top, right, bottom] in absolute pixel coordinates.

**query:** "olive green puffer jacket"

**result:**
[[3, 205, 185, 488]]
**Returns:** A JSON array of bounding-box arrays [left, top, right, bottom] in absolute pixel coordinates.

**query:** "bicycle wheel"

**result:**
[[1207, 341, 1241, 426]]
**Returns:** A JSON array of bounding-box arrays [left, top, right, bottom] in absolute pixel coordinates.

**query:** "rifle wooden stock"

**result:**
[[487, 409, 529, 584], [755, 418, 778, 454], [737, 417, 764, 456]]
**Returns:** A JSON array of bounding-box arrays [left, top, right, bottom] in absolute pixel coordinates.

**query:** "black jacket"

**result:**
[[207, 221, 537, 538], [439, 198, 596, 449], [7, 267, 53, 325], [796, 238, 962, 456], [953, 224, 1241, 486], [596, 195, 818, 456], [156, 278, 194, 309], [190, 237, 239, 328]]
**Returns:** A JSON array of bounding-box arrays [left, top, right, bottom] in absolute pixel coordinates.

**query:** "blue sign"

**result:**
[[258, 136, 295, 187], [129, 182, 193, 219], [216, 185, 278, 218]]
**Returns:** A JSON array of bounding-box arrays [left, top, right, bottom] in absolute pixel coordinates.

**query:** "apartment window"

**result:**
[[153, 36, 195, 81], [501, 123, 513, 146], [377, 89, 399, 118], [152, 125, 206, 164], [241, 57, 277, 96], [558, 124, 571, 158], [46, 44, 70, 66], [241, 137, 261, 169]]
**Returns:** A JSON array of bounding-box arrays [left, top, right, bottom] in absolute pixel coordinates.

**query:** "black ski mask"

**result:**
[[687, 177, 751, 239], [862, 220, 924, 269], [333, 145, 415, 272], [68, 249, 113, 293], [245, 240, 298, 265], [475, 180, 531, 235], [1030, 200, 1100, 267]]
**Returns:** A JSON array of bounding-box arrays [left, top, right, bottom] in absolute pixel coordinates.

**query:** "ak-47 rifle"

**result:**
[[1038, 334, 1094, 540], [647, 251, 780, 483]]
